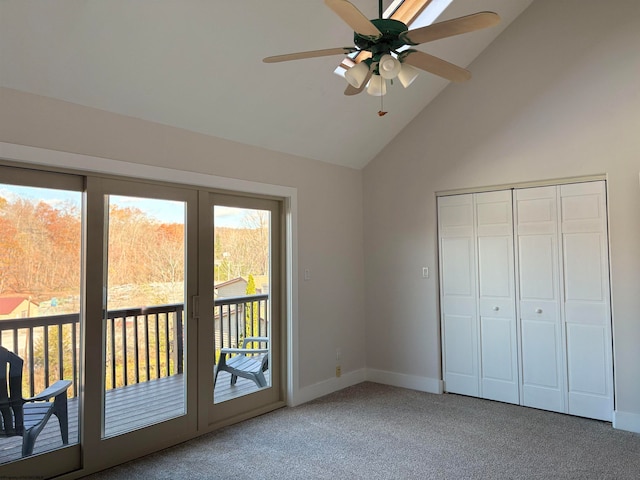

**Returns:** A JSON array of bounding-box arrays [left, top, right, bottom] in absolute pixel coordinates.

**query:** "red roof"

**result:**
[[0, 296, 35, 315]]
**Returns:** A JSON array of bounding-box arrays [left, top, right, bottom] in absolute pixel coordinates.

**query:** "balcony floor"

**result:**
[[0, 370, 267, 465]]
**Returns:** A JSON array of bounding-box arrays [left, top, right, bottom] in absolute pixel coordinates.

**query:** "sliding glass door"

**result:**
[[0, 166, 83, 478], [0, 163, 287, 476], [200, 193, 285, 427], [82, 177, 198, 471]]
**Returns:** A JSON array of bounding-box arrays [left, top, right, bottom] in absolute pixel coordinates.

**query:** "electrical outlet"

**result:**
[[336, 365, 341, 378]]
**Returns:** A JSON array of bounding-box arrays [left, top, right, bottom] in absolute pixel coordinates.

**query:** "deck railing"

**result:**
[[0, 294, 269, 398], [104, 304, 185, 390], [213, 293, 269, 356], [0, 313, 81, 397]]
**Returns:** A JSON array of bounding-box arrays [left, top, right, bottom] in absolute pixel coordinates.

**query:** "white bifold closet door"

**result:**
[[438, 194, 479, 397], [516, 181, 613, 421], [515, 186, 566, 413], [440, 181, 613, 421], [476, 191, 519, 404], [438, 191, 519, 404]]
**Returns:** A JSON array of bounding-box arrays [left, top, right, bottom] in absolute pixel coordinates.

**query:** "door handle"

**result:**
[[535, 308, 543, 314], [493, 306, 500, 311]]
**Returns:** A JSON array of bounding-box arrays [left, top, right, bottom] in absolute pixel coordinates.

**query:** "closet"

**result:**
[[438, 180, 614, 421]]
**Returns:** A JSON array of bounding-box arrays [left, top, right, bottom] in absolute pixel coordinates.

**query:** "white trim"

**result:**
[[292, 369, 367, 407], [284, 195, 299, 406], [0, 142, 293, 197], [366, 368, 443, 394], [435, 174, 607, 197], [290, 369, 444, 408], [613, 410, 640, 434], [292, 369, 444, 408], [0, 141, 300, 407]]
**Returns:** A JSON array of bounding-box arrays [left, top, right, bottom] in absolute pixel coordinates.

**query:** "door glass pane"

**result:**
[[0, 183, 81, 463], [213, 206, 271, 404], [102, 195, 186, 437]]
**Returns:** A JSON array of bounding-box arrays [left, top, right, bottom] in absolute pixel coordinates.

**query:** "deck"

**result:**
[[0, 370, 267, 465]]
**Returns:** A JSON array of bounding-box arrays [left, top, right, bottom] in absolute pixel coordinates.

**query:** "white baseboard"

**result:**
[[613, 410, 640, 433], [291, 368, 367, 407], [366, 368, 443, 394], [291, 368, 443, 407]]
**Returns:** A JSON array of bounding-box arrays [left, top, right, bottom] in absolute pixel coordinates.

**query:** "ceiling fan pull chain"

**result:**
[[378, 93, 387, 117]]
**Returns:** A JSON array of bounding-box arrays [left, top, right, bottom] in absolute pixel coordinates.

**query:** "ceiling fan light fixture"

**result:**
[[397, 63, 420, 88], [378, 54, 402, 80], [367, 74, 386, 96], [345, 61, 370, 88]]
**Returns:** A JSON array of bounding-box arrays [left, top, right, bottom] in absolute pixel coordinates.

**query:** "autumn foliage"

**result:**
[[0, 197, 81, 298], [0, 196, 187, 308]]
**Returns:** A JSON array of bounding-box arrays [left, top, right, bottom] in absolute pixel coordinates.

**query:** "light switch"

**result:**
[[422, 267, 429, 278], [304, 268, 311, 281]]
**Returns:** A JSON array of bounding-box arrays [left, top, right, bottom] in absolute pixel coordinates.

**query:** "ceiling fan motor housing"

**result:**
[[354, 18, 408, 57]]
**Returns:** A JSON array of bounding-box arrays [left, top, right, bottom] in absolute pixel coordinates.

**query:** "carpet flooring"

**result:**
[[84, 382, 640, 479]]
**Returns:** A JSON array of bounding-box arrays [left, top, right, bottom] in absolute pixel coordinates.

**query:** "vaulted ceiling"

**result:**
[[0, 0, 533, 169]]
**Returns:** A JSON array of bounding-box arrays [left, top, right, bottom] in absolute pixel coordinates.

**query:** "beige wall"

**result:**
[[0, 87, 366, 390], [364, 0, 640, 420]]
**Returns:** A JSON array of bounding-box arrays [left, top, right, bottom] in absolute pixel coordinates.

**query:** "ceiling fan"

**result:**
[[263, 0, 500, 98]]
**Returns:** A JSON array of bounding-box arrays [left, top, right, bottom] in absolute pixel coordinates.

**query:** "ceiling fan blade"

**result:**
[[344, 67, 373, 96], [325, 0, 382, 38], [263, 47, 358, 63], [401, 50, 470, 83], [400, 12, 500, 45]]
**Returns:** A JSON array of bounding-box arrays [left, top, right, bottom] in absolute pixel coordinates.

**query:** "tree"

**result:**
[[244, 275, 260, 346], [0, 196, 81, 296]]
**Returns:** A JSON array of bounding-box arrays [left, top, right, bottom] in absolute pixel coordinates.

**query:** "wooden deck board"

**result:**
[[0, 371, 269, 465]]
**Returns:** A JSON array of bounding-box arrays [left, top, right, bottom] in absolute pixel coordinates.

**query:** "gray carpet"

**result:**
[[85, 382, 640, 479]]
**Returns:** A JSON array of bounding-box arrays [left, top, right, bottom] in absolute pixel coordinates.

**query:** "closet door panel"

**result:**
[[443, 313, 477, 395], [438, 195, 479, 397], [440, 235, 477, 394], [478, 236, 512, 299], [480, 316, 518, 402], [476, 191, 518, 404], [441, 237, 475, 297], [515, 187, 565, 413], [560, 182, 613, 421], [520, 319, 564, 412]]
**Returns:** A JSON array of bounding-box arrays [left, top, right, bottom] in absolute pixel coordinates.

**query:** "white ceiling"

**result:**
[[0, 0, 532, 169]]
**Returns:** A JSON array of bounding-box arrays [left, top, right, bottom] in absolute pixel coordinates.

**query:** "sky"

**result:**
[[1, 184, 264, 227]]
